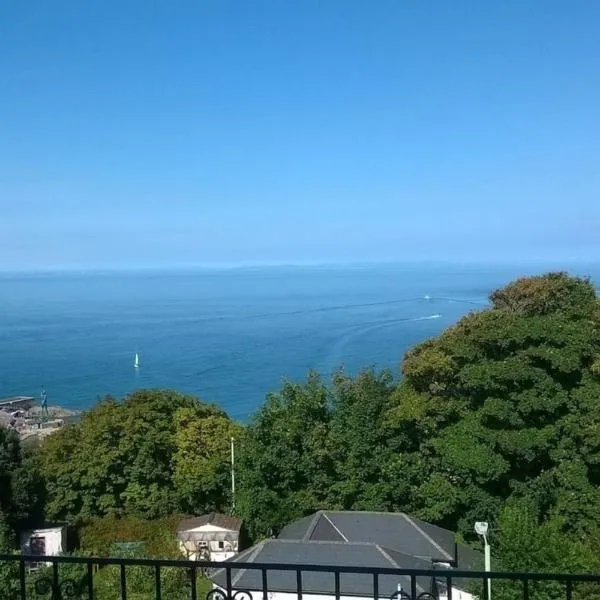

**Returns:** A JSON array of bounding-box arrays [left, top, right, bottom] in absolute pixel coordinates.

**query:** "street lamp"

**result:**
[[474, 522, 491, 600]]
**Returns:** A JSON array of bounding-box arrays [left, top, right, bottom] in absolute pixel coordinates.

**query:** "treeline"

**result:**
[[2, 272, 600, 576]]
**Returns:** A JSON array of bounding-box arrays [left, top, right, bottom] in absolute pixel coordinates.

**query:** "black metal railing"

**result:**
[[2, 553, 600, 600]]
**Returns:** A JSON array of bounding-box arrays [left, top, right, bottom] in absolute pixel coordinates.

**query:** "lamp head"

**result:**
[[474, 521, 489, 536]]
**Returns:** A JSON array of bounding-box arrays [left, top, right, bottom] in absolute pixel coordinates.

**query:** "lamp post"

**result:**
[[475, 522, 491, 600]]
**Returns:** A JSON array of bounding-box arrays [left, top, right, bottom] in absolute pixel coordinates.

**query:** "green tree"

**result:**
[[237, 373, 334, 539], [386, 272, 600, 540], [39, 389, 236, 522], [173, 408, 243, 514]]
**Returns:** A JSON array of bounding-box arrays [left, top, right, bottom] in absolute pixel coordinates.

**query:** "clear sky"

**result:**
[[1, 1, 599, 270]]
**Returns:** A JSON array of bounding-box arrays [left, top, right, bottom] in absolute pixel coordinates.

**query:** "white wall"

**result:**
[[216, 586, 475, 600], [20, 527, 66, 566], [179, 523, 239, 562]]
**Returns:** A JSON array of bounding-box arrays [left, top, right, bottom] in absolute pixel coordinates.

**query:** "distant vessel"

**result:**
[[424, 295, 431, 301], [134, 353, 140, 369]]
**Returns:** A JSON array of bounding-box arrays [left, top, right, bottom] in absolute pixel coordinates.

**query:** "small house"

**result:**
[[177, 513, 242, 562], [211, 511, 482, 600], [20, 525, 67, 567]]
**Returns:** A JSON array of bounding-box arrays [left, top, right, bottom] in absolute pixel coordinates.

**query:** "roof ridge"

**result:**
[[303, 510, 324, 541], [231, 541, 266, 587], [321, 512, 349, 542], [376, 546, 425, 595], [375, 544, 400, 568], [271, 538, 379, 546], [400, 514, 453, 560]]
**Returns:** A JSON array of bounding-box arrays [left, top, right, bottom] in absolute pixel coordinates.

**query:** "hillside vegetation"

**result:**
[[2, 272, 600, 580]]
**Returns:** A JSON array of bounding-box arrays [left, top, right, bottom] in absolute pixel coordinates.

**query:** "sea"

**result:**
[[1, 261, 598, 422]]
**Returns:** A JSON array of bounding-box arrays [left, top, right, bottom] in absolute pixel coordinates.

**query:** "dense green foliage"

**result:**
[[238, 272, 600, 576], [38, 389, 241, 522], [3, 271, 600, 594], [78, 516, 183, 558], [0, 428, 44, 548]]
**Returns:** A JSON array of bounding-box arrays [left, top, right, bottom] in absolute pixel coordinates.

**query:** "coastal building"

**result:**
[[20, 525, 68, 568], [211, 511, 481, 600], [0, 396, 35, 412], [177, 513, 243, 562]]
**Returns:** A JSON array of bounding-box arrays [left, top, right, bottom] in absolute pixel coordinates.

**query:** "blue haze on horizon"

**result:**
[[1, 1, 599, 271]]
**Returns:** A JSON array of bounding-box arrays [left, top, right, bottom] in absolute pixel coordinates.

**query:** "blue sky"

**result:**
[[1, 1, 599, 270]]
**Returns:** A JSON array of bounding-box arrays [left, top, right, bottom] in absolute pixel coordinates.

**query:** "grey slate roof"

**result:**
[[211, 511, 483, 596], [278, 511, 457, 562], [211, 539, 434, 597]]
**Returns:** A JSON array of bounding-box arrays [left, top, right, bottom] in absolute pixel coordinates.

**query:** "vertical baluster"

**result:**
[[226, 566, 232, 600], [262, 569, 268, 600], [296, 569, 303, 600], [155, 565, 161, 600], [566, 579, 573, 600], [373, 573, 379, 600], [120, 564, 127, 600], [53, 562, 59, 600], [523, 578, 529, 600], [446, 576, 452, 600], [190, 567, 197, 600], [410, 574, 417, 600], [19, 558, 26, 600], [87, 562, 94, 600], [334, 571, 340, 600]]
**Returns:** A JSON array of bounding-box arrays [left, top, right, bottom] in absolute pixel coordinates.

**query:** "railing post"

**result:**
[[52, 562, 60, 600], [226, 565, 232, 600], [120, 563, 127, 600], [373, 572, 379, 600], [87, 562, 94, 600], [190, 567, 197, 600], [446, 575, 453, 600], [19, 557, 26, 600], [411, 574, 417, 600], [154, 564, 161, 600], [523, 577, 529, 600], [566, 579, 573, 600], [261, 569, 268, 600], [296, 569, 303, 600]]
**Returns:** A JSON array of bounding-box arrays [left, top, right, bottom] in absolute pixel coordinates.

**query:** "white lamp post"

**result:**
[[474, 522, 491, 600]]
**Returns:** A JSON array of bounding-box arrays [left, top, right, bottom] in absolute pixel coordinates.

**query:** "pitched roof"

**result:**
[[211, 539, 434, 597], [278, 511, 456, 562], [177, 513, 242, 532]]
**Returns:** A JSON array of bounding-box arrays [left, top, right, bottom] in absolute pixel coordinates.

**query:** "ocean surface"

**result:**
[[1, 262, 598, 421]]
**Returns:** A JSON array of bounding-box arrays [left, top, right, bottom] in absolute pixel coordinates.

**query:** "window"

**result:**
[[30, 536, 46, 555], [218, 541, 224, 549]]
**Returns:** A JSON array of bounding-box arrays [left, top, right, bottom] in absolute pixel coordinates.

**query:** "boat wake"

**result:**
[[321, 314, 443, 373]]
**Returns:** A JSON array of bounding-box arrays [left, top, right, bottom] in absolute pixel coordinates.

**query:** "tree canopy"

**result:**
[[238, 272, 600, 572], [5, 271, 600, 581], [39, 389, 240, 522]]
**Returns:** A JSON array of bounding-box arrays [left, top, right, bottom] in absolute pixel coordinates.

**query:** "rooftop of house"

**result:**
[[211, 539, 435, 597], [211, 511, 483, 596], [177, 512, 242, 533], [278, 510, 483, 567]]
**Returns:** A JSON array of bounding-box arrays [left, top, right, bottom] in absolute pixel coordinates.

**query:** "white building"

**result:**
[[20, 525, 67, 567], [211, 511, 481, 600], [177, 513, 242, 562]]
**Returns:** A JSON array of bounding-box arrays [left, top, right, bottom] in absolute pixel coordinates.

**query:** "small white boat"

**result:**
[[134, 353, 140, 369]]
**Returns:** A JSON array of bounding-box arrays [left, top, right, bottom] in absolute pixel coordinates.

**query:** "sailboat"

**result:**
[[134, 353, 140, 369]]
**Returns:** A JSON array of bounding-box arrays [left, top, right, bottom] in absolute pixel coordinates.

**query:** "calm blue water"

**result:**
[[1, 262, 598, 421]]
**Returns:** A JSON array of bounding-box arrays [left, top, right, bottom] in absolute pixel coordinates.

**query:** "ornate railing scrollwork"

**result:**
[[33, 577, 85, 598], [389, 592, 438, 600]]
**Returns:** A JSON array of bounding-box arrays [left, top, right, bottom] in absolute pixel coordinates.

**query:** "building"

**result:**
[[177, 513, 243, 562], [20, 525, 67, 567], [211, 511, 482, 600], [0, 396, 34, 412]]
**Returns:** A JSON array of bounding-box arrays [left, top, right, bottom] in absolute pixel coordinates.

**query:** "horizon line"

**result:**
[[1, 257, 600, 276]]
